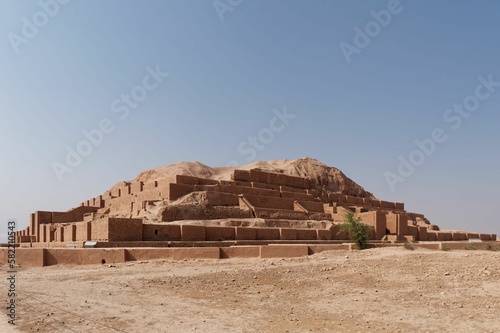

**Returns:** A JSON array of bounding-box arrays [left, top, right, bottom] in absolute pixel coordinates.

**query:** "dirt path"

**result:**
[[4, 247, 500, 332]]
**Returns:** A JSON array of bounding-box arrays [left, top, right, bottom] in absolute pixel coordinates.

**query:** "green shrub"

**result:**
[[465, 244, 477, 251], [485, 244, 499, 251], [442, 245, 451, 251], [338, 211, 371, 250], [404, 242, 415, 251]]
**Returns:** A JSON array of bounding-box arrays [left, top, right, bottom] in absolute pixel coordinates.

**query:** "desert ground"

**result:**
[[4, 247, 500, 333]]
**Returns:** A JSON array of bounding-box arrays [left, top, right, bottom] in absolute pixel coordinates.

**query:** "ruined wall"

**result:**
[[161, 205, 252, 222]]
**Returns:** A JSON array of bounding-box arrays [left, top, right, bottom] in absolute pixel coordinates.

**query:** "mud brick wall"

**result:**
[[344, 196, 364, 205], [166, 183, 196, 201], [235, 227, 257, 240], [267, 172, 279, 186], [254, 208, 308, 220], [64, 225, 76, 242], [426, 232, 438, 241], [316, 229, 332, 240], [18, 235, 32, 243], [107, 218, 143, 242], [380, 201, 396, 209], [418, 226, 428, 241], [386, 213, 408, 235], [54, 226, 65, 242], [255, 228, 280, 240], [296, 201, 326, 213], [17, 249, 45, 267], [332, 223, 349, 240], [296, 229, 316, 240], [205, 226, 236, 241], [75, 221, 92, 241], [52, 206, 99, 223], [244, 194, 294, 210], [308, 212, 331, 221], [238, 169, 311, 189], [162, 205, 252, 222], [206, 192, 240, 206], [466, 233, 479, 239], [130, 181, 144, 195], [89, 196, 102, 208], [359, 211, 387, 240], [479, 234, 492, 241], [181, 225, 206, 241], [260, 245, 309, 258], [91, 218, 109, 241], [109, 196, 134, 212], [281, 191, 314, 201], [119, 181, 131, 195], [107, 190, 118, 200], [29, 213, 35, 236], [436, 232, 452, 241], [251, 182, 267, 189], [143, 181, 158, 191], [98, 182, 130, 200], [173, 175, 199, 185], [280, 228, 298, 240], [39, 224, 47, 243], [407, 225, 418, 240], [452, 232, 467, 241], [280, 186, 307, 194], [136, 190, 162, 204], [278, 173, 310, 189], [232, 170, 250, 181], [35, 211, 53, 225], [242, 186, 281, 197], [198, 178, 219, 186], [142, 224, 181, 241], [217, 184, 282, 198], [323, 204, 335, 215], [234, 180, 252, 187], [248, 170, 269, 183]]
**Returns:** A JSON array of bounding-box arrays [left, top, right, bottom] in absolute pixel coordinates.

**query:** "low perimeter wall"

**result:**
[[0, 244, 356, 267], [1, 241, 499, 267]]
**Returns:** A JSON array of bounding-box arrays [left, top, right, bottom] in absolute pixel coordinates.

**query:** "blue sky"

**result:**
[[1, 0, 499, 241]]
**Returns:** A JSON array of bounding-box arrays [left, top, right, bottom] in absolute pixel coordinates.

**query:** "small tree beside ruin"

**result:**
[[338, 211, 370, 250]]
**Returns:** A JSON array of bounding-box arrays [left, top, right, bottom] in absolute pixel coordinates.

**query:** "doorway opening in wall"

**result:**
[[155, 230, 158, 235], [102, 259, 106, 264]]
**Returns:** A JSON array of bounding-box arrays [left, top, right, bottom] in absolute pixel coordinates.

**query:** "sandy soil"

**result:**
[[4, 247, 500, 333]]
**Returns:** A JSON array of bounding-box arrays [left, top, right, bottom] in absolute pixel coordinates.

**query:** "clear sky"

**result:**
[[1, 0, 499, 242]]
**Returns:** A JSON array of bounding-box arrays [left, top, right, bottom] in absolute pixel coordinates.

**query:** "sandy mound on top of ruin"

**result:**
[[119, 157, 374, 198]]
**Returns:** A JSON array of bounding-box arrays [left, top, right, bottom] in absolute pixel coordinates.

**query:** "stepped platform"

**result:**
[[14, 168, 496, 247]]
